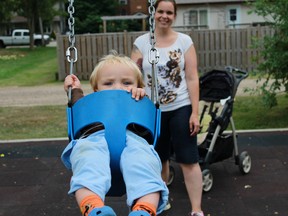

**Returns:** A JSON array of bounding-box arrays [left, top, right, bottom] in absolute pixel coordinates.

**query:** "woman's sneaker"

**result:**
[[189, 211, 204, 216], [163, 201, 171, 211]]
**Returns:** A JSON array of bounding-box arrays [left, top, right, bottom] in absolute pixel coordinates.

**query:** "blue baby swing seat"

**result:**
[[67, 90, 161, 196], [65, 0, 160, 198]]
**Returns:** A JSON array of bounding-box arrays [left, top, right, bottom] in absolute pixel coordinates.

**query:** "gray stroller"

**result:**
[[168, 66, 252, 192]]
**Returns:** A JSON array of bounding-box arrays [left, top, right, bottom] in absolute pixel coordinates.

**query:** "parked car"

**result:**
[[0, 29, 50, 48]]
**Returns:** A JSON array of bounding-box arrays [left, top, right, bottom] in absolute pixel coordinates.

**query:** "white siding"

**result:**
[[175, 3, 269, 30]]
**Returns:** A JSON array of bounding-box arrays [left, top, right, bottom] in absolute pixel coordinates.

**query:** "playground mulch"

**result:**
[[0, 130, 287, 216]]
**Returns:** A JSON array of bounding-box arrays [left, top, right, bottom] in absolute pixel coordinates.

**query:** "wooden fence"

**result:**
[[57, 26, 273, 80]]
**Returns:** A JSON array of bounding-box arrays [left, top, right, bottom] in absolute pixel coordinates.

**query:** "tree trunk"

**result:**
[[39, 16, 44, 46], [27, 17, 35, 49]]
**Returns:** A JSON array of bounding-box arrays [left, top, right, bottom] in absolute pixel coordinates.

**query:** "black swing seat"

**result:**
[[67, 89, 161, 196]]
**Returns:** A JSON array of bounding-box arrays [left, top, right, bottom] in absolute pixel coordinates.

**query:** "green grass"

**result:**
[[0, 95, 287, 140], [232, 95, 288, 129], [0, 47, 67, 140], [0, 48, 287, 140], [0, 47, 59, 86], [0, 106, 67, 140]]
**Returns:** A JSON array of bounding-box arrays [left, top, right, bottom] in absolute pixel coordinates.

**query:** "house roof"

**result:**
[[176, 0, 247, 4], [11, 16, 27, 23], [101, 14, 148, 21]]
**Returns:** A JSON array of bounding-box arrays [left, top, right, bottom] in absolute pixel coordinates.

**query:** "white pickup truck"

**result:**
[[0, 29, 50, 48]]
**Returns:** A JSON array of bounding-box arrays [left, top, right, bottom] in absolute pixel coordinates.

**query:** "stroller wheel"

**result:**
[[202, 169, 213, 192], [167, 165, 175, 186], [239, 151, 252, 174]]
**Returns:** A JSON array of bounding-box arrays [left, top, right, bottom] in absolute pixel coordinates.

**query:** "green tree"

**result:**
[[0, 1, 16, 21], [72, 0, 119, 33], [249, 0, 288, 108], [0, 0, 20, 32], [36, 0, 63, 45]]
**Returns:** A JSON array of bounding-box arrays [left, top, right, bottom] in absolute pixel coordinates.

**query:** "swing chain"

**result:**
[[66, 0, 78, 106], [148, 0, 159, 106], [148, 0, 159, 65], [66, 0, 77, 64]]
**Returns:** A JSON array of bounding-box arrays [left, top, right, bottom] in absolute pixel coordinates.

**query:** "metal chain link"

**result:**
[[66, 0, 158, 105], [66, 0, 78, 106], [148, 0, 156, 47], [66, 0, 77, 65], [148, 0, 159, 105], [148, 0, 159, 64]]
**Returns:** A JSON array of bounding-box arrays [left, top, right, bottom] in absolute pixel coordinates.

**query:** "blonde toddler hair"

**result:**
[[90, 50, 144, 91]]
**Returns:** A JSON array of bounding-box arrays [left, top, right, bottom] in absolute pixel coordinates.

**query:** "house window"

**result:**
[[119, 0, 127, 5], [199, 10, 208, 26], [121, 8, 127, 15], [184, 9, 208, 28], [229, 9, 237, 21]]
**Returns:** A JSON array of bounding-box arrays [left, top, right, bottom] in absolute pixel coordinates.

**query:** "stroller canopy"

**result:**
[[199, 69, 237, 102]]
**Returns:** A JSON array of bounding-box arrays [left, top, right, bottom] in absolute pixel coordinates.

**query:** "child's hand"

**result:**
[[130, 87, 146, 101], [64, 74, 81, 92]]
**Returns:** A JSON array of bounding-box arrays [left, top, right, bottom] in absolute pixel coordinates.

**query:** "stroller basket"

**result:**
[[199, 134, 234, 164]]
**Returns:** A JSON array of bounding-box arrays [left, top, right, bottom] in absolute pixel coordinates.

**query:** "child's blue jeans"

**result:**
[[61, 130, 168, 214]]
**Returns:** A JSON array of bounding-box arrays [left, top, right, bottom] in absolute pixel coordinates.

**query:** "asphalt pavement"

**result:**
[[0, 130, 287, 216]]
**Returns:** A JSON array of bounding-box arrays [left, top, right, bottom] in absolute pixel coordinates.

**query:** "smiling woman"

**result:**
[[131, 0, 204, 215]]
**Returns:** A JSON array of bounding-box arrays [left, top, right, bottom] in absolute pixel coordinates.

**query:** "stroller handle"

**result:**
[[225, 66, 248, 83]]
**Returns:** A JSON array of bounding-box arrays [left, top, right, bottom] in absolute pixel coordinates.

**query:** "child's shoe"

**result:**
[[128, 210, 150, 216], [88, 206, 116, 216]]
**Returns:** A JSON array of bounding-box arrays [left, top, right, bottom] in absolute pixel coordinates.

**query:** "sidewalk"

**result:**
[[0, 83, 93, 107], [0, 79, 260, 107]]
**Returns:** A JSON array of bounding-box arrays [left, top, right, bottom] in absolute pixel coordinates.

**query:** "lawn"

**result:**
[[0, 105, 67, 140], [232, 95, 288, 129], [0, 95, 287, 140], [0, 47, 59, 86]]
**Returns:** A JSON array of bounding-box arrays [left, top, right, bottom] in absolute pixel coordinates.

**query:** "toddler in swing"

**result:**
[[61, 51, 168, 216]]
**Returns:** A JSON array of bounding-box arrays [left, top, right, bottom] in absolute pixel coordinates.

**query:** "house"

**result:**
[[174, 0, 269, 30], [1, 0, 269, 35], [101, 0, 150, 32], [115, 0, 269, 30], [118, 0, 148, 15]]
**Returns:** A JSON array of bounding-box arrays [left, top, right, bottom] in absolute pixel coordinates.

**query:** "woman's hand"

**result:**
[[64, 74, 81, 93], [189, 113, 200, 136], [130, 87, 146, 101]]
